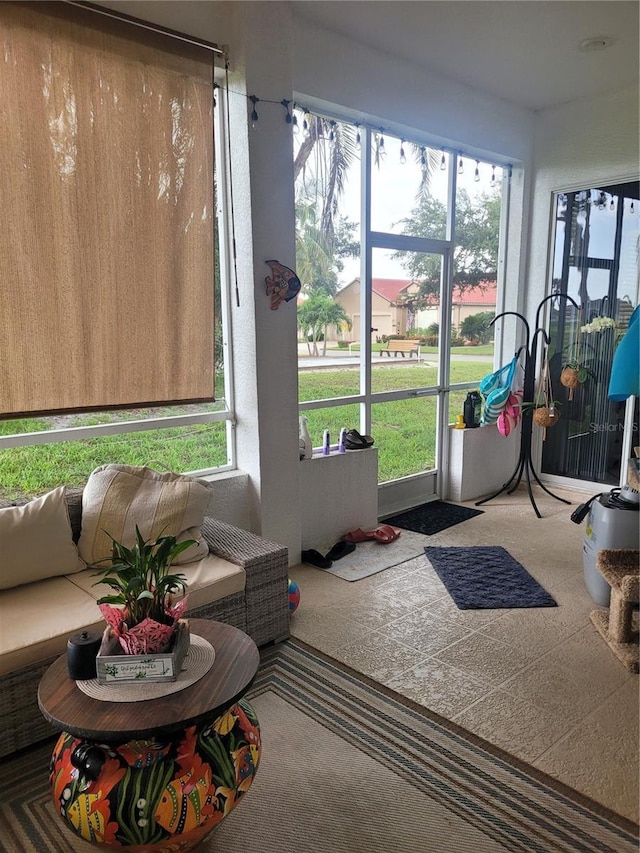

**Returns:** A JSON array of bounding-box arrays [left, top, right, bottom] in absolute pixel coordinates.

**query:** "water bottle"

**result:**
[[463, 391, 482, 428], [299, 416, 312, 460]]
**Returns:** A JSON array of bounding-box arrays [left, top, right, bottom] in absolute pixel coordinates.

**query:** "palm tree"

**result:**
[[298, 294, 352, 356]]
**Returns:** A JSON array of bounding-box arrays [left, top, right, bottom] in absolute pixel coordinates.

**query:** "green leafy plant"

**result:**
[[91, 527, 194, 628]]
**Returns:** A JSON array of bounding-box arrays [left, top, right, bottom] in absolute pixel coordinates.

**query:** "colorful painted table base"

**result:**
[[49, 699, 261, 851]]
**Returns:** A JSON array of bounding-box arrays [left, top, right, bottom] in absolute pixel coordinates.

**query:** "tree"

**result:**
[[298, 294, 353, 356], [460, 311, 496, 344], [393, 188, 501, 308]]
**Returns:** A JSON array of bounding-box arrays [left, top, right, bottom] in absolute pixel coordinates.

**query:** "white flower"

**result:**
[[580, 316, 617, 334]]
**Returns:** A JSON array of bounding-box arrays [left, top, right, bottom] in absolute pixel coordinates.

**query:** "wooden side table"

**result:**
[[38, 619, 261, 851]]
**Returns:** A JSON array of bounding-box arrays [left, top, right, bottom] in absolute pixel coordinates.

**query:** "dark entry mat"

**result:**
[[383, 501, 483, 535]]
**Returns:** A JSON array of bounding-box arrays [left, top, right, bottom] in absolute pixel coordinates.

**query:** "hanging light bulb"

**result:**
[[420, 147, 426, 167], [474, 159, 480, 182], [355, 123, 361, 150], [399, 140, 407, 165], [281, 99, 292, 125], [302, 114, 310, 138], [378, 128, 385, 151], [458, 156, 464, 175], [249, 95, 259, 128], [329, 120, 336, 142], [609, 196, 615, 210], [490, 165, 497, 188], [440, 149, 446, 170], [292, 113, 299, 135], [631, 200, 635, 214]]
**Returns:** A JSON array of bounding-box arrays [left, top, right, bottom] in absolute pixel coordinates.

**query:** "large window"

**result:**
[[294, 112, 506, 492], [0, 3, 234, 500]]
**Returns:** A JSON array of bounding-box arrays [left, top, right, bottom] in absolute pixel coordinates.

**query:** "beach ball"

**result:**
[[288, 579, 300, 613]]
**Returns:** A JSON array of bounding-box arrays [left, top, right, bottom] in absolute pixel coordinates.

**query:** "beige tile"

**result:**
[[433, 632, 538, 687], [386, 658, 490, 718], [423, 595, 508, 628], [379, 606, 477, 656], [500, 624, 633, 721], [533, 677, 639, 823], [477, 599, 589, 657], [289, 606, 376, 656], [331, 633, 424, 683], [452, 689, 574, 764]]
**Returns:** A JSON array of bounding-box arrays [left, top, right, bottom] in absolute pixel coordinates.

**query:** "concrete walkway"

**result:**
[[297, 345, 492, 369]]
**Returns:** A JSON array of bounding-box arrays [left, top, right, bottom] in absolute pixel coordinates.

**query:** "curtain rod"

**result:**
[[66, 1, 227, 58]]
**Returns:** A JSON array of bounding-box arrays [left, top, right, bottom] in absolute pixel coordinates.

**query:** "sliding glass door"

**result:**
[[541, 182, 639, 487]]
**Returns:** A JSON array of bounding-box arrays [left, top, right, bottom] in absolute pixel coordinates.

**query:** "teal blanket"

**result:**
[[608, 306, 639, 401]]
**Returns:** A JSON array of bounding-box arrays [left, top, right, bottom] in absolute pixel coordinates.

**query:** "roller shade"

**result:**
[[0, 1, 215, 418]]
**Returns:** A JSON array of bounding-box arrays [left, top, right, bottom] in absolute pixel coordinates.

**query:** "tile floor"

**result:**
[[289, 486, 639, 824]]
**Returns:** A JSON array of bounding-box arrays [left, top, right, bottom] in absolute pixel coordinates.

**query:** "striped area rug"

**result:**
[[0, 639, 637, 853]]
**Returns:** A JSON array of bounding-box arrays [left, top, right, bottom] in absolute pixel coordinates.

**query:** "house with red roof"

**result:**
[[334, 277, 496, 341]]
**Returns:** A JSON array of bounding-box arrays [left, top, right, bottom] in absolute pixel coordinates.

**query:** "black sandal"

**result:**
[[325, 540, 356, 561], [302, 549, 333, 569], [344, 429, 374, 450]]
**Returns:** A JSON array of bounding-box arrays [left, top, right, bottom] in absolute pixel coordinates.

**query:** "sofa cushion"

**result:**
[[0, 487, 85, 590], [67, 553, 246, 612], [78, 464, 212, 565], [0, 576, 104, 675]]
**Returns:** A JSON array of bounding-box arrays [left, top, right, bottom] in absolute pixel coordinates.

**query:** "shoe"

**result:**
[[301, 549, 333, 569], [372, 524, 401, 544], [341, 525, 401, 544], [325, 540, 356, 561], [344, 429, 374, 450]]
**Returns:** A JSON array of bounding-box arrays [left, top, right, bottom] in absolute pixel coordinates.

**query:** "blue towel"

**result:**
[[608, 306, 639, 402]]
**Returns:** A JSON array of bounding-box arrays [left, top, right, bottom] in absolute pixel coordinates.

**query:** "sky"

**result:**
[[330, 133, 502, 287]]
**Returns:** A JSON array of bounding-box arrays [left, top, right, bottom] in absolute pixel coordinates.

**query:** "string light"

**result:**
[[302, 114, 310, 138], [355, 123, 361, 150], [248, 95, 259, 128], [378, 128, 385, 152], [329, 120, 336, 142], [474, 159, 480, 182], [420, 147, 427, 167], [490, 165, 497, 188], [280, 99, 292, 124], [631, 201, 635, 214], [400, 140, 407, 165], [609, 196, 615, 211], [440, 149, 446, 170], [458, 156, 464, 175], [292, 113, 299, 135]]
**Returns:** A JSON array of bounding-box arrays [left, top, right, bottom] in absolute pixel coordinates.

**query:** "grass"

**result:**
[[0, 364, 488, 498], [333, 343, 494, 356]]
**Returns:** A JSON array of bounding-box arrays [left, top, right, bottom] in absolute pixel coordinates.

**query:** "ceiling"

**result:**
[[292, 1, 639, 111]]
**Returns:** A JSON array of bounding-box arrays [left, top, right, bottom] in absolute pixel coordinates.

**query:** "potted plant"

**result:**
[[91, 527, 195, 656], [559, 342, 597, 400]]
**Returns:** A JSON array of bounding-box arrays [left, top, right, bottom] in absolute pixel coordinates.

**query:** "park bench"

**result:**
[[382, 339, 420, 358]]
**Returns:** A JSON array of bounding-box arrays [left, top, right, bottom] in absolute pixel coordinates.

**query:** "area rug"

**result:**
[[384, 500, 484, 535], [0, 641, 636, 853], [424, 545, 557, 609], [320, 529, 431, 581]]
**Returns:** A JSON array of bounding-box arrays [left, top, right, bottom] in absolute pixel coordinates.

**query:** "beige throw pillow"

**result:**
[[78, 465, 212, 565], [0, 487, 85, 590]]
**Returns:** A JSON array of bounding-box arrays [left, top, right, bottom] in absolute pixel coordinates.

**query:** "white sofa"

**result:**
[[0, 485, 289, 757]]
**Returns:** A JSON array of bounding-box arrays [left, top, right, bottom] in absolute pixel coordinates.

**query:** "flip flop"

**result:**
[[372, 524, 401, 544], [341, 526, 401, 544], [301, 549, 333, 569], [341, 528, 377, 543], [344, 429, 374, 450], [325, 540, 356, 561]]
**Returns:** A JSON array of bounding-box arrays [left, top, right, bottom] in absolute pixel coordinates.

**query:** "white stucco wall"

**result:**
[[95, 3, 637, 561], [526, 85, 640, 320]]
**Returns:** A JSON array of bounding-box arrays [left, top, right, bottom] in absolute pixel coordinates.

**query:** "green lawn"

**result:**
[[333, 343, 494, 356], [0, 364, 485, 498]]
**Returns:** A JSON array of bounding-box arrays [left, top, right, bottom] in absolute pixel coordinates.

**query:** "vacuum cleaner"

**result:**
[[571, 456, 639, 606]]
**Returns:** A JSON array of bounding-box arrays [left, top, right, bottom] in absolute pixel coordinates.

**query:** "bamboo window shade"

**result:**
[[0, 2, 215, 419]]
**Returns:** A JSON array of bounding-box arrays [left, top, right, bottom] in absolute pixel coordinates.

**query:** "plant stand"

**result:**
[[475, 294, 579, 518]]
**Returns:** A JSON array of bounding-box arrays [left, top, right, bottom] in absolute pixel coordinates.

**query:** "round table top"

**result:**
[[38, 620, 259, 742]]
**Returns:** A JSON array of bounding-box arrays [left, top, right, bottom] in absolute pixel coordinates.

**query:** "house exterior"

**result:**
[[415, 280, 497, 334], [335, 277, 497, 340], [334, 278, 414, 341]]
